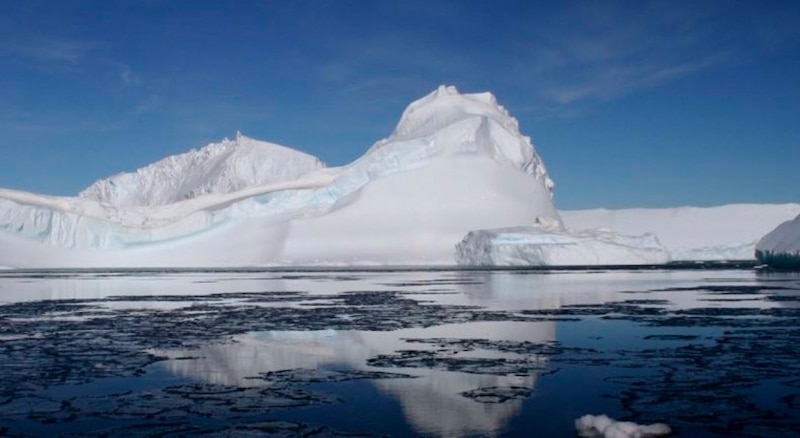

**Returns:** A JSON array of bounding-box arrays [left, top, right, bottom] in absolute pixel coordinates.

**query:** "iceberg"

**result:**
[[456, 226, 670, 267], [3, 85, 790, 268], [561, 204, 800, 261], [575, 414, 671, 438], [0, 86, 563, 268], [756, 214, 800, 267]]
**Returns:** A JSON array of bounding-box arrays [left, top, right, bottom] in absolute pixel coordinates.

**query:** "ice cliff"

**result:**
[[756, 214, 800, 267], [0, 86, 563, 268]]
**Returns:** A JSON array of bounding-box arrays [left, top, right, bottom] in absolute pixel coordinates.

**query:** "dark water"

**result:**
[[1, 268, 799, 437]]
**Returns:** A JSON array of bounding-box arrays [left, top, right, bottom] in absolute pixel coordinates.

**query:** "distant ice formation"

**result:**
[[456, 225, 670, 266], [561, 204, 800, 261], [575, 414, 671, 438], [756, 214, 800, 267]]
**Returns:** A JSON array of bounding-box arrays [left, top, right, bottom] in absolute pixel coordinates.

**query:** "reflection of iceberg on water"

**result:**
[[154, 320, 555, 437], [375, 367, 535, 437]]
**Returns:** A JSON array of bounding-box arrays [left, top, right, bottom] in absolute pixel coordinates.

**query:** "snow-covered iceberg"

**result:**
[[4, 86, 789, 269], [756, 214, 800, 267], [575, 414, 671, 438], [561, 204, 800, 261], [0, 86, 563, 268]]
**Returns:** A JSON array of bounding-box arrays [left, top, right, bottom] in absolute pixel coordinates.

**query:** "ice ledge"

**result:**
[[456, 226, 670, 267]]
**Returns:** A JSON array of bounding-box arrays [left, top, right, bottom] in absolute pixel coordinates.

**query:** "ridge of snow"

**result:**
[[79, 132, 326, 207]]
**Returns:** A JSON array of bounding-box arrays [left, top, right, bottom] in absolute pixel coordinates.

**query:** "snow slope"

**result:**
[[0, 86, 561, 268], [756, 215, 800, 267], [79, 132, 325, 206], [561, 204, 800, 261]]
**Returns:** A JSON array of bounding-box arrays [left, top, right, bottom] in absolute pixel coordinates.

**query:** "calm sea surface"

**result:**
[[1, 268, 799, 437]]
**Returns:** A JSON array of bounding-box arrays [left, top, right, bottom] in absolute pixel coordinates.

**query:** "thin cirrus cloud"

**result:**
[[1, 37, 101, 63], [536, 52, 730, 107], [517, 40, 723, 115], [500, 1, 796, 118], [120, 65, 142, 87], [298, 1, 747, 120]]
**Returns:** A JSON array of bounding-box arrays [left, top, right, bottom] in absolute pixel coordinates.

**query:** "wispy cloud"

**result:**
[[0, 109, 126, 134], [1, 37, 101, 63], [131, 95, 162, 114], [506, 1, 796, 118], [301, 1, 750, 121], [121, 65, 142, 87]]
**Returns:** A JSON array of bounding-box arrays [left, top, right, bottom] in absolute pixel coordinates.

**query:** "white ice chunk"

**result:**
[[575, 414, 671, 438], [456, 227, 670, 266]]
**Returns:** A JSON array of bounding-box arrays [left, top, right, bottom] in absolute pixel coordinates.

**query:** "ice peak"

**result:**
[[391, 85, 515, 140], [362, 86, 554, 196], [434, 84, 459, 97], [228, 130, 256, 147]]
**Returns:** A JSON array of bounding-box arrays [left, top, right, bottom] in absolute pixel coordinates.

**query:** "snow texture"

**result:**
[[561, 204, 800, 261], [0, 86, 561, 268], [575, 414, 671, 438], [756, 214, 800, 267], [456, 225, 670, 267], [79, 132, 325, 206]]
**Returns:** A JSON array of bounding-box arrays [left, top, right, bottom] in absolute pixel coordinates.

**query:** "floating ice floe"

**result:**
[[575, 414, 671, 438], [456, 223, 670, 266]]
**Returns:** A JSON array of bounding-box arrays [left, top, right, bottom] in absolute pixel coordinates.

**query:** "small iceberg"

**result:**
[[575, 414, 671, 438]]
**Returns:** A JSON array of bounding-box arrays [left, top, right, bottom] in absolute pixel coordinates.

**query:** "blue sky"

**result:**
[[1, 0, 798, 209]]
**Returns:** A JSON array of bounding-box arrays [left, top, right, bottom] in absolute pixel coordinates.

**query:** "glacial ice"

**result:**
[[575, 414, 671, 438], [0, 86, 562, 268], [756, 214, 800, 267], [561, 204, 800, 261], [456, 226, 670, 267], [2, 85, 795, 268]]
